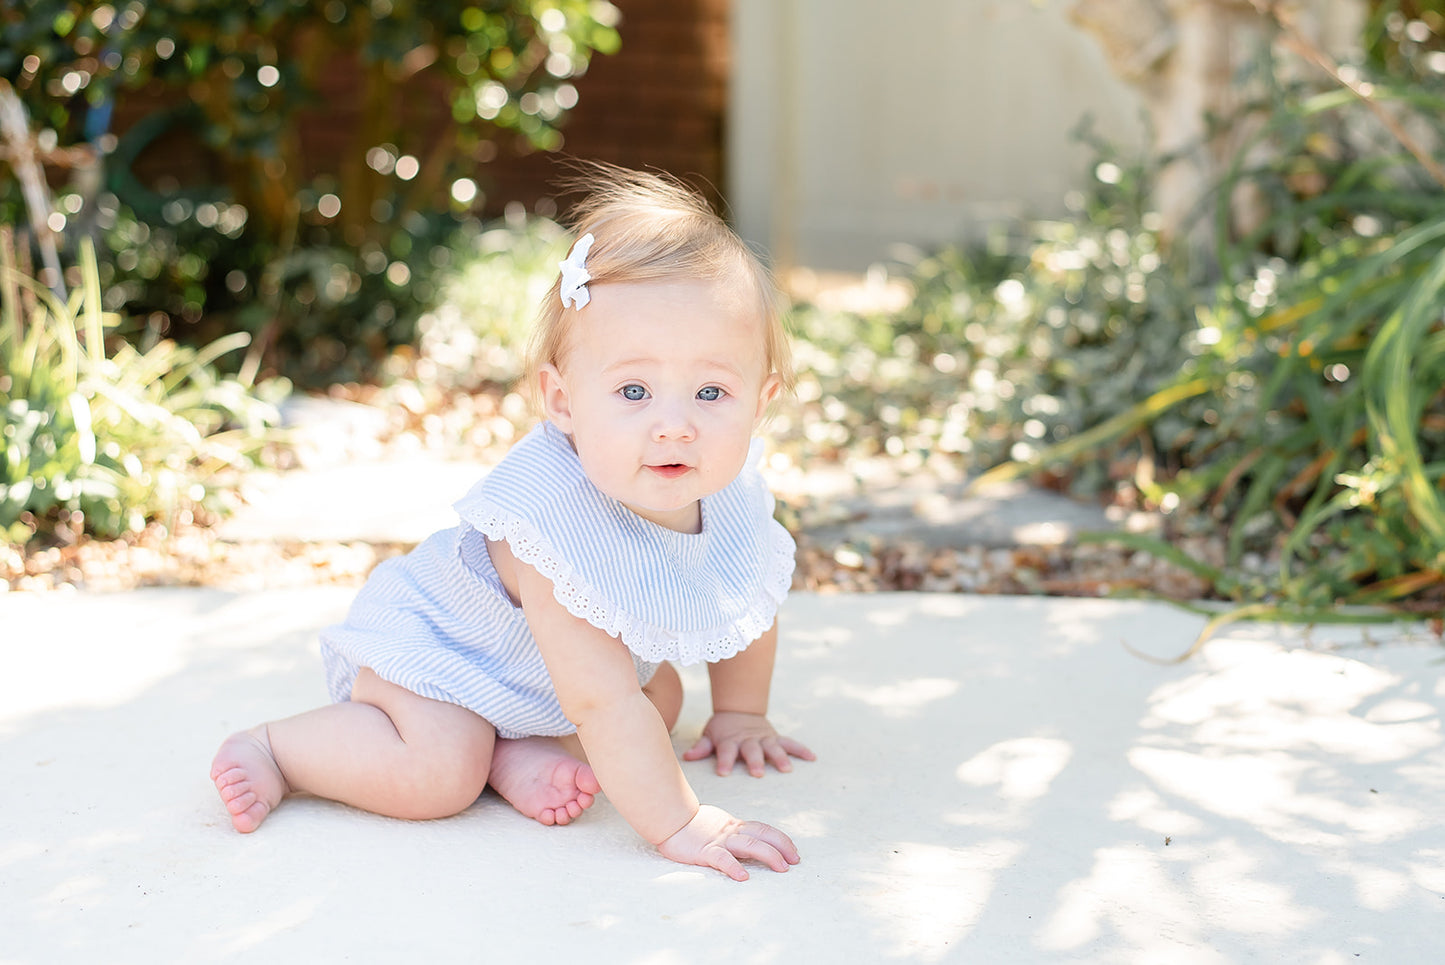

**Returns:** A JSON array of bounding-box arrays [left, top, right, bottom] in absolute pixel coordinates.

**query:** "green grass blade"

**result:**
[[1362, 245, 1445, 546], [1075, 529, 1225, 586], [80, 238, 106, 369], [972, 377, 1212, 489]]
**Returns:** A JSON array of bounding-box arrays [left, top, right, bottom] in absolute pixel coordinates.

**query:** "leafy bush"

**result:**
[[970, 19, 1445, 613], [1, 232, 282, 548], [774, 13, 1445, 615], [413, 214, 569, 389], [0, 0, 620, 384], [776, 137, 1198, 495]]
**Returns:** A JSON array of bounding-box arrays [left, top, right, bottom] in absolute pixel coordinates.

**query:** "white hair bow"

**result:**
[[559, 232, 595, 310]]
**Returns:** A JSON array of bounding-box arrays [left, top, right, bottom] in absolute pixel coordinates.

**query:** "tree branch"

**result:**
[[1252, 0, 1445, 190]]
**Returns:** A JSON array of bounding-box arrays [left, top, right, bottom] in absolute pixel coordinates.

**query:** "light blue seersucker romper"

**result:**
[[319, 421, 796, 739]]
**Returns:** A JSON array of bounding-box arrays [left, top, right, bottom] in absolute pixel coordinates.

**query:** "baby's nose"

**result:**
[[651, 401, 697, 441]]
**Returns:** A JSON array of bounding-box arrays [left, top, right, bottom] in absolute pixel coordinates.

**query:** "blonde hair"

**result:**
[[524, 164, 792, 406]]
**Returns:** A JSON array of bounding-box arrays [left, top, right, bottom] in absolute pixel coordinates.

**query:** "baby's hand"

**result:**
[[657, 804, 799, 881], [682, 711, 816, 777]]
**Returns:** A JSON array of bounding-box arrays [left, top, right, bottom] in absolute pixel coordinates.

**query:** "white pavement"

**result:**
[[3, 586, 1443, 963]]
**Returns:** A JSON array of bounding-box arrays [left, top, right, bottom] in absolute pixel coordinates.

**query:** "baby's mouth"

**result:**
[[648, 464, 691, 479]]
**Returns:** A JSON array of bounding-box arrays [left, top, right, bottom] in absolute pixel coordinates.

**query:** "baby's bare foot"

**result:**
[[487, 736, 600, 826], [210, 726, 288, 833]]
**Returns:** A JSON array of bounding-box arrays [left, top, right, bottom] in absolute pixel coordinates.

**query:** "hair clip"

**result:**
[[558, 232, 595, 310]]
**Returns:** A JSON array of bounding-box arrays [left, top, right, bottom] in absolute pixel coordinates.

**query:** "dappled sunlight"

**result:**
[[7, 589, 1441, 960], [1038, 597, 1210, 659], [2, 588, 346, 727], [773, 808, 835, 839], [810, 675, 959, 718], [853, 840, 1023, 962], [1151, 640, 1407, 733], [1130, 746, 1421, 847], [780, 623, 856, 662], [908, 594, 983, 619], [1187, 839, 1318, 933], [1131, 640, 1440, 849], [206, 895, 329, 958], [1042, 839, 1318, 957], [1323, 859, 1413, 912], [956, 737, 1072, 805], [861, 599, 934, 628], [3, 600, 189, 724], [1363, 697, 1439, 725], [1041, 846, 1201, 955], [41, 873, 105, 909], [1107, 786, 1206, 838], [1408, 850, 1445, 895]]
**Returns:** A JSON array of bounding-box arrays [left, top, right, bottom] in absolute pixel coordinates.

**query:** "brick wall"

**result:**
[[109, 0, 730, 219], [484, 0, 732, 216]]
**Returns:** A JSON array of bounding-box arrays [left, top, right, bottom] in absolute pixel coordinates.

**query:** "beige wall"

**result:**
[[728, 0, 1147, 272]]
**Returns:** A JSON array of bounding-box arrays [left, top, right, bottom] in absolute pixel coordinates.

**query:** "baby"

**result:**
[[211, 165, 814, 881]]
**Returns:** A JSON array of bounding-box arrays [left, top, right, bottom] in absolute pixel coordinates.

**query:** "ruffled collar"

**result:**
[[453, 423, 794, 665]]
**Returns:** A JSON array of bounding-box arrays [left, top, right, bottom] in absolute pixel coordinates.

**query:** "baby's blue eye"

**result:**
[[697, 386, 724, 402], [620, 384, 648, 401]]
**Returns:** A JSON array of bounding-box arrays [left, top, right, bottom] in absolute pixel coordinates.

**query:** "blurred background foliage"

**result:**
[[0, 0, 618, 384], [1, 0, 615, 551], [773, 0, 1445, 615], [3, 0, 1444, 616], [1, 229, 282, 547]]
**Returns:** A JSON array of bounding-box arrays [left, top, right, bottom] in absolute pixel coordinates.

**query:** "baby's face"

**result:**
[[538, 277, 780, 533]]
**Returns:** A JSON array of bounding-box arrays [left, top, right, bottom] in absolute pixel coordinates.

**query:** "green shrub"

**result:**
[[415, 215, 569, 389], [1, 233, 282, 547], [777, 136, 1198, 496], [0, 0, 621, 384], [974, 25, 1445, 613]]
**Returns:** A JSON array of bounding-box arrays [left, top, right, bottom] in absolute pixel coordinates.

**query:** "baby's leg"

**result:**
[[486, 662, 683, 826], [210, 669, 497, 831], [644, 661, 683, 732]]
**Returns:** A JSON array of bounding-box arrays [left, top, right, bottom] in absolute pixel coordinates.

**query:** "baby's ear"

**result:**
[[538, 364, 575, 432], [754, 372, 783, 423]]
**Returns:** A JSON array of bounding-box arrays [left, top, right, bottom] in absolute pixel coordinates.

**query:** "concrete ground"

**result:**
[[3, 585, 1442, 964], [5, 397, 1443, 962]]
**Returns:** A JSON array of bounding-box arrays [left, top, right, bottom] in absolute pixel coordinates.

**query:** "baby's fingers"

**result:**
[[778, 735, 817, 762], [730, 823, 799, 871], [740, 739, 769, 777], [704, 843, 751, 881], [712, 739, 741, 776], [761, 738, 795, 774], [682, 735, 715, 762]]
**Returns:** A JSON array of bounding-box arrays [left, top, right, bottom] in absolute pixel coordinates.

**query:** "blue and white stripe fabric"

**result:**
[[319, 421, 796, 739]]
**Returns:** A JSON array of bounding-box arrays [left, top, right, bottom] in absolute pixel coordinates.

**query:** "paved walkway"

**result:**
[[3, 400, 1443, 962]]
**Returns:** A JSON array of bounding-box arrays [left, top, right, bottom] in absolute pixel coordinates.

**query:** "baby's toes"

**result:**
[[576, 764, 601, 796], [224, 787, 258, 813], [232, 802, 269, 833]]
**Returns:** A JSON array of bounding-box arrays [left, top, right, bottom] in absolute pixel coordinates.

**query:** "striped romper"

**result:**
[[319, 421, 797, 739]]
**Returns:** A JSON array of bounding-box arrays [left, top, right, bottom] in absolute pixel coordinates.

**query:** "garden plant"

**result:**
[[4, 1, 1443, 628], [0, 0, 619, 384], [1, 227, 281, 551], [826, 3, 1445, 626]]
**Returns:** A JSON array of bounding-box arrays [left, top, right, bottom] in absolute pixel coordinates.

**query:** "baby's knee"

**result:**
[[424, 767, 490, 818], [401, 739, 492, 819]]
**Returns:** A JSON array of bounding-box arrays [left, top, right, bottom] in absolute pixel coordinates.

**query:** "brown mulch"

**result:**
[[4, 507, 1220, 601]]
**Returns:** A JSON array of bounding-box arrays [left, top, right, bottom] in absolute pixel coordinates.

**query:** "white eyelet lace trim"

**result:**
[[465, 508, 795, 665]]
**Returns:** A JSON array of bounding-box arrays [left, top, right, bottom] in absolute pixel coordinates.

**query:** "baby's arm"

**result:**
[[682, 622, 817, 777], [512, 556, 798, 880]]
